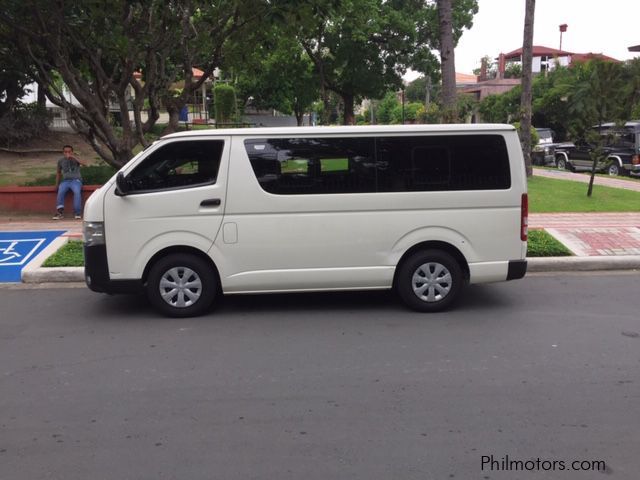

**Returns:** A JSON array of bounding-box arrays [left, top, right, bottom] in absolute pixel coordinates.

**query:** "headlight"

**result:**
[[83, 221, 105, 246]]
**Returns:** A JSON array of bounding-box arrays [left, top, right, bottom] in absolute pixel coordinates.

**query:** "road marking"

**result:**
[[0, 231, 65, 282]]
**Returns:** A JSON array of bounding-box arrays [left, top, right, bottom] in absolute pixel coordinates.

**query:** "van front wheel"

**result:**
[[396, 250, 463, 312], [146, 253, 217, 317]]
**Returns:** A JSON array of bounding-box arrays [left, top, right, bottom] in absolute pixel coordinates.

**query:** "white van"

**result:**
[[83, 124, 528, 317]]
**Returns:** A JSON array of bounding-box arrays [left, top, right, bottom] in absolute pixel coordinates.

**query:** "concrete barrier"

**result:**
[[0, 185, 100, 214]]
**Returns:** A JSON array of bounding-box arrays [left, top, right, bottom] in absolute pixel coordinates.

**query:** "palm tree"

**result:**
[[519, 0, 535, 177]]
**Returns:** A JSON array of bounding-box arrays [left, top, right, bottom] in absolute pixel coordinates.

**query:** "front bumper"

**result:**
[[84, 244, 143, 294]]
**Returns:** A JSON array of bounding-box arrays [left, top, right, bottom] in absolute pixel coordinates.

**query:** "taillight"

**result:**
[[632, 154, 639, 165], [521, 193, 528, 242]]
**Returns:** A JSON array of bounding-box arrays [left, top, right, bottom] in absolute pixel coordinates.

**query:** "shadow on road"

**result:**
[[86, 282, 515, 321]]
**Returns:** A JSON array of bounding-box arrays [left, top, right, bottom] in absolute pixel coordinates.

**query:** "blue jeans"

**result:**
[[56, 179, 83, 215]]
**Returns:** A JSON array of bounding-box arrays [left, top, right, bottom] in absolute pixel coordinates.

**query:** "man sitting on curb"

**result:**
[[52, 144, 87, 220]]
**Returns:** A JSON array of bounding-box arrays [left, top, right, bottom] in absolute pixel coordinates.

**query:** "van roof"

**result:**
[[162, 123, 516, 139]]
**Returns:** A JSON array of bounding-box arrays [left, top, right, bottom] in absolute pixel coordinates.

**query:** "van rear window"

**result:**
[[244, 135, 511, 194]]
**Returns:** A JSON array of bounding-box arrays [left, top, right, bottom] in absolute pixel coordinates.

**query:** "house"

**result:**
[[499, 46, 572, 75], [460, 44, 623, 104], [497, 45, 620, 77]]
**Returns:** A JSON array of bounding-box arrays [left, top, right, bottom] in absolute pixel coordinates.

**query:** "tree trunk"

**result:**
[[342, 93, 355, 125], [294, 105, 304, 126], [437, 0, 457, 123], [519, 0, 535, 177], [166, 106, 182, 134], [36, 82, 47, 111]]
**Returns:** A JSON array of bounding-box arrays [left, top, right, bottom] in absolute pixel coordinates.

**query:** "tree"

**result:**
[[0, 0, 261, 168], [292, 0, 477, 125], [519, 0, 535, 177], [569, 60, 626, 196], [437, 0, 457, 122], [231, 32, 319, 126], [213, 83, 237, 124]]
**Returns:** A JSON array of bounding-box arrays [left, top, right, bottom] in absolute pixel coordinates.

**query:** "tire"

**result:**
[[146, 253, 217, 317], [607, 162, 621, 176], [395, 249, 464, 312], [556, 157, 567, 170]]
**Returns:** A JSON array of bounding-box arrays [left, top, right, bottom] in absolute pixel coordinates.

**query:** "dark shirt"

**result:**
[[58, 157, 82, 181]]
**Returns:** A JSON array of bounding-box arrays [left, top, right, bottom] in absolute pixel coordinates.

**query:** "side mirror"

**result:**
[[115, 172, 130, 196]]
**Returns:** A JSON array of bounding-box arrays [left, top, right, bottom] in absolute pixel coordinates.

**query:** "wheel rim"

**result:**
[[558, 159, 565, 170], [609, 164, 618, 176], [158, 267, 202, 308], [411, 262, 452, 303]]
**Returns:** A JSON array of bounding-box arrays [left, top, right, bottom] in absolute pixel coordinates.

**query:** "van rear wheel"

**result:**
[[146, 253, 217, 317], [396, 250, 463, 312]]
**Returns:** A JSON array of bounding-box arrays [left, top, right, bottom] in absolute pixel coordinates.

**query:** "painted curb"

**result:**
[[21, 236, 84, 283], [19, 255, 640, 285], [527, 255, 640, 272]]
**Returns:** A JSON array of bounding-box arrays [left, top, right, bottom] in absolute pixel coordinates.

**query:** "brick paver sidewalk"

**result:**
[[530, 213, 640, 256]]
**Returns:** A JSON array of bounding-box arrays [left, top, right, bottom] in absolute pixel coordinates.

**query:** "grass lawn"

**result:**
[[528, 176, 640, 213], [43, 240, 84, 267], [527, 230, 572, 257]]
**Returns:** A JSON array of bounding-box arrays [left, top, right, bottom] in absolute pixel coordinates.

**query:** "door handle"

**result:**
[[200, 198, 221, 207]]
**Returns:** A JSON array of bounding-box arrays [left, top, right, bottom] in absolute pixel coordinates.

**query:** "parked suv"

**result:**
[[554, 121, 640, 176], [532, 128, 573, 166]]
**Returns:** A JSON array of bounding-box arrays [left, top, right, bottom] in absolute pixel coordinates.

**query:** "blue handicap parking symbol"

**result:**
[[0, 231, 66, 282]]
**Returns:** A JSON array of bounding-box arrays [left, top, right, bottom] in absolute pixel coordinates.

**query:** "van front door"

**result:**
[[103, 138, 229, 279]]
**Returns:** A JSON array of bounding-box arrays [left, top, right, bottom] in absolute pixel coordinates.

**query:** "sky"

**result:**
[[454, 0, 640, 74]]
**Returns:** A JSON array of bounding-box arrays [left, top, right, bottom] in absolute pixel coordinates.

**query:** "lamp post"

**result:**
[[559, 24, 568, 51]]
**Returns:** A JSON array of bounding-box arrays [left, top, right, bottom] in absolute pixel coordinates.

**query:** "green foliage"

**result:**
[[403, 102, 424, 123], [512, 121, 539, 147], [23, 164, 117, 186], [214, 84, 237, 124], [405, 76, 440, 103], [478, 60, 638, 142], [456, 94, 478, 121], [417, 102, 441, 123], [43, 240, 84, 267], [478, 87, 521, 123], [288, 0, 478, 124], [376, 92, 401, 124], [0, 103, 51, 147], [527, 230, 572, 257], [568, 60, 626, 141], [504, 63, 522, 79], [231, 33, 318, 124]]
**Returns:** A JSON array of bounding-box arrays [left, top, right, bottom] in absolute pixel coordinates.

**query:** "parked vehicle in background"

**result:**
[[82, 124, 528, 317], [532, 128, 557, 166], [555, 121, 640, 176]]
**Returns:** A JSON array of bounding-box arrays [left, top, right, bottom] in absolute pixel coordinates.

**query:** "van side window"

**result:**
[[245, 138, 376, 194], [126, 140, 223, 193], [377, 135, 511, 191], [246, 135, 510, 194]]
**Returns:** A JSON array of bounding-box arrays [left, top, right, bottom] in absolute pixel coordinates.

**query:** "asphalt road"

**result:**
[[1, 273, 639, 480]]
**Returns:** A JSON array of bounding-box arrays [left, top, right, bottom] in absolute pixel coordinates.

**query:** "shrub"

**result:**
[[214, 83, 237, 124], [0, 103, 51, 147], [23, 164, 117, 186]]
